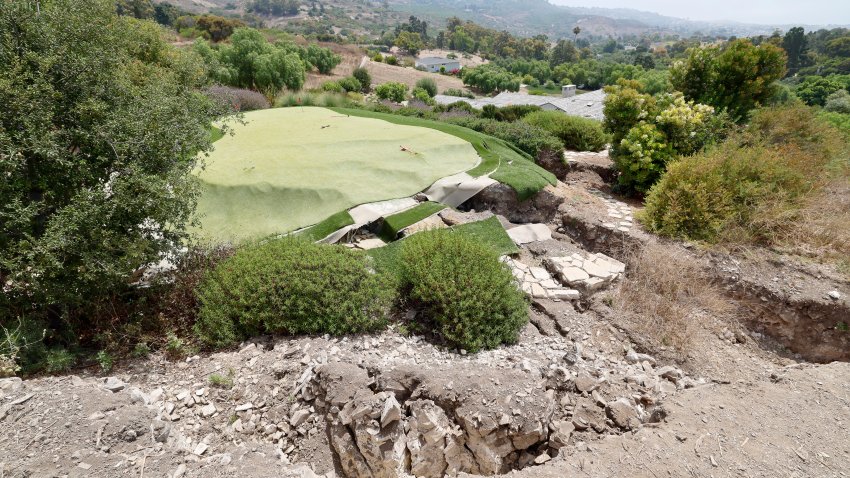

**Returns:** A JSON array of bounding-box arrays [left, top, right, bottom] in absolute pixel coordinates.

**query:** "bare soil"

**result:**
[[2, 156, 848, 478]]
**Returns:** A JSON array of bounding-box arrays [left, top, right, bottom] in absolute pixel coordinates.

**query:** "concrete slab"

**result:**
[[507, 223, 553, 245]]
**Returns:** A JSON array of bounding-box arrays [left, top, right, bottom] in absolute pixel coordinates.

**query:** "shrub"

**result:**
[[352, 67, 371, 92], [642, 104, 844, 244], [523, 110, 609, 151], [207, 86, 270, 111], [398, 230, 528, 352], [604, 82, 729, 193], [372, 53, 383, 62], [339, 76, 362, 93], [321, 80, 344, 93], [488, 104, 541, 122], [442, 88, 474, 99], [443, 116, 563, 159], [385, 55, 398, 65], [195, 239, 394, 348], [825, 89, 850, 114], [415, 77, 438, 97], [275, 91, 353, 108], [375, 81, 408, 102], [411, 87, 435, 105]]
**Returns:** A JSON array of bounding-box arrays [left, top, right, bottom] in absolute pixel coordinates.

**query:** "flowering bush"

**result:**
[[604, 81, 729, 193]]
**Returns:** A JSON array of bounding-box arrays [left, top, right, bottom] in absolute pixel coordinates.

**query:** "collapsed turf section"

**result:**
[[192, 107, 480, 243]]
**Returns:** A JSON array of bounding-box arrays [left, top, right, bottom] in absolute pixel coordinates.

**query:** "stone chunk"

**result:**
[[559, 266, 590, 284], [290, 409, 311, 427], [102, 377, 126, 393], [380, 395, 402, 427], [606, 398, 640, 430]]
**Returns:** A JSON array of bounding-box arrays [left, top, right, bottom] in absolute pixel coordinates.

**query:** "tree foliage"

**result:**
[[0, 0, 226, 321], [462, 64, 520, 94], [670, 39, 786, 121], [246, 0, 300, 16]]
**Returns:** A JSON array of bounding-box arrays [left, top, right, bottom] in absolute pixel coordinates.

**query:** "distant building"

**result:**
[[415, 57, 462, 73], [433, 89, 607, 121]]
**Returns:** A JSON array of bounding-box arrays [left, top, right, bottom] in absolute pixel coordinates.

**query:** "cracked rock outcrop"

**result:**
[[307, 363, 556, 477]]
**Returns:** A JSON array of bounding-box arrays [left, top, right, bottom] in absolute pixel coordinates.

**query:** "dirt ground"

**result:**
[[2, 154, 848, 478]]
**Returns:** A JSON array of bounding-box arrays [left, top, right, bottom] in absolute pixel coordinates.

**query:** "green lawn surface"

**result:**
[[368, 216, 518, 277], [193, 107, 480, 243], [330, 108, 556, 200], [378, 202, 447, 241]]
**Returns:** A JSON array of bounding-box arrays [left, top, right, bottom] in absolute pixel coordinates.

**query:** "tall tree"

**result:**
[[550, 39, 578, 68], [782, 27, 808, 75], [0, 0, 227, 320]]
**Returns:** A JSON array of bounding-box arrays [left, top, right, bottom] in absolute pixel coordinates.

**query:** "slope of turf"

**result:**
[[378, 202, 447, 241], [193, 107, 480, 243], [329, 107, 557, 200]]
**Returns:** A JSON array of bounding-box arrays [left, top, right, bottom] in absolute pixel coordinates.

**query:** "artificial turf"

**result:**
[[192, 107, 480, 243], [295, 210, 355, 242], [378, 202, 447, 241], [329, 107, 556, 200]]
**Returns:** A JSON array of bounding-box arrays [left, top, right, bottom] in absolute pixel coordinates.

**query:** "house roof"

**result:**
[[415, 57, 459, 66], [434, 89, 607, 121]]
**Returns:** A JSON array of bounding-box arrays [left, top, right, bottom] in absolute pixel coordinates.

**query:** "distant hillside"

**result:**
[[393, 0, 663, 39]]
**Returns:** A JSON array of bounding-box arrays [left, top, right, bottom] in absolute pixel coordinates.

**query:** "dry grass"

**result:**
[[616, 244, 735, 355], [303, 42, 364, 90], [365, 61, 466, 93]]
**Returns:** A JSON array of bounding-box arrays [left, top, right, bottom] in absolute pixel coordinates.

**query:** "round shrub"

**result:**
[[375, 81, 408, 103], [398, 230, 528, 352], [207, 86, 270, 111], [415, 77, 438, 97], [411, 86, 434, 105], [352, 67, 371, 92], [195, 239, 395, 348], [523, 110, 609, 152], [321, 80, 344, 93], [338, 76, 362, 93]]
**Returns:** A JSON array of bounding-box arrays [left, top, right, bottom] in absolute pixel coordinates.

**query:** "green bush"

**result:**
[[195, 239, 394, 348], [442, 88, 474, 99], [523, 110, 609, 151], [604, 81, 729, 193], [643, 104, 843, 243], [411, 87, 435, 105], [375, 81, 408, 102], [443, 116, 563, 159], [352, 67, 371, 92], [415, 77, 438, 97], [372, 53, 383, 63], [398, 230, 528, 352], [484, 104, 541, 122], [385, 55, 398, 65], [321, 80, 344, 93], [339, 76, 362, 93]]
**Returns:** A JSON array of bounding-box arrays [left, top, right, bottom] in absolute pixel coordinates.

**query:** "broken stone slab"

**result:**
[[549, 289, 580, 300], [355, 238, 386, 250], [438, 209, 494, 226], [102, 377, 126, 393], [506, 223, 552, 245], [381, 395, 402, 427]]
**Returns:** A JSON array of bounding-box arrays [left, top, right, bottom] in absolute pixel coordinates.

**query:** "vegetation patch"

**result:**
[[642, 105, 848, 251], [379, 202, 447, 241], [523, 110, 609, 152], [396, 229, 528, 352], [195, 239, 395, 348]]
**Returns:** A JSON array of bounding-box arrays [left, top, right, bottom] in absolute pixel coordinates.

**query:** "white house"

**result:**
[[415, 57, 462, 73]]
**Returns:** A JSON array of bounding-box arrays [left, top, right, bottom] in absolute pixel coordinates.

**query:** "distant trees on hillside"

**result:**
[[246, 0, 300, 17]]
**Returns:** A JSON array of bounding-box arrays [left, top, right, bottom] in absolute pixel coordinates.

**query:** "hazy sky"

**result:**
[[552, 0, 850, 25]]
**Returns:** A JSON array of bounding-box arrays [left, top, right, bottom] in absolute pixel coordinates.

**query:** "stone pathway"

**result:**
[[590, 189, 634, 232], [544, 252, 625, 293], [503, 257, 580, 301]]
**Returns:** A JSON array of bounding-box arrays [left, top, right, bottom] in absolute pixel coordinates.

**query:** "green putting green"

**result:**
[[192, 107, 480, 243]]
